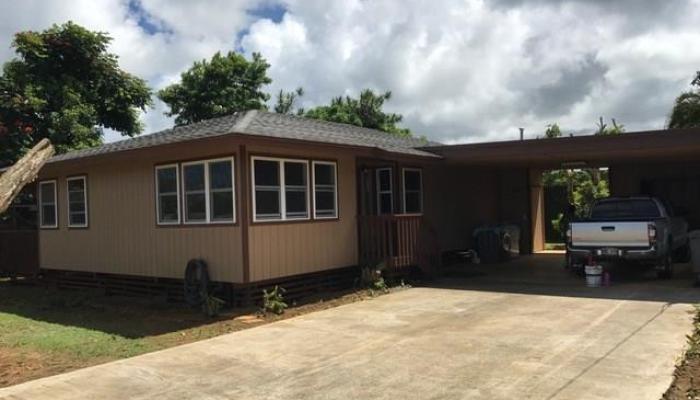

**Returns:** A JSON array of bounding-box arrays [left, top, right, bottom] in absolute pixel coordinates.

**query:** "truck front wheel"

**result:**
[[656, 253, 674, 279]]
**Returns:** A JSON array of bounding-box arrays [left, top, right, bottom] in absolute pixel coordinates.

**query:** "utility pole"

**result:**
[[519, 127, 524, 141]]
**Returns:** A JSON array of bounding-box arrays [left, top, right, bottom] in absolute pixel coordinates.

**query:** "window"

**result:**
[[182, 158, 235, 224], [313, 161, 338, 219], [182, 162, 206, 222], [155, 165, 180, 225], [284, 161, 308, 219], [67, 176, 88, 227], [402, 168, 423, 214], [38, 180, 58, 228], [376, 168, 393, 215], [252, 157, 309, 221], [209, 159, 235, 222], [253, 159, 281, 220]]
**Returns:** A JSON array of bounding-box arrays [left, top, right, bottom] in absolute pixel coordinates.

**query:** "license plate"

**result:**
[[601, 248, 619, 256]]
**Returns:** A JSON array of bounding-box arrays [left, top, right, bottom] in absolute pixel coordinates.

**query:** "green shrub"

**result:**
[[359, 263, 389, 295], [201, 291, 226, 317], [262, 286, 288, 315]]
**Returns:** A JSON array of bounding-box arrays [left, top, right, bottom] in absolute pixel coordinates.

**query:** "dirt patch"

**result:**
[[663, 306, 700, 400], [0, 348, 109, 388]]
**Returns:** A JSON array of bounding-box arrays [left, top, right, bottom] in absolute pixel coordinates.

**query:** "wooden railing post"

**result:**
[[359, 214, 426, 270]]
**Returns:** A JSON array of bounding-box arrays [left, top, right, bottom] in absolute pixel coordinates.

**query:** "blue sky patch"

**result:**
[[250, 2, 286, 23], [127, 0, 171, 35]]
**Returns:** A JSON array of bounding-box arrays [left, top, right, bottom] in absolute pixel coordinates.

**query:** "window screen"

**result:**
[[39, 180, 57, 228], [403, 169, 422, 214], [313, 162, 337, 218], [156, 166, 180, 224], [67, 177, 88, 227], [284, 161, 308, 219], [376, 168, 393, 215], [254, 159, 281, 220], [183, 163, 206, 222]]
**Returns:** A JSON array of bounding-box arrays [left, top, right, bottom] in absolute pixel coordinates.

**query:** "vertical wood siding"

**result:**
[[422, 165, 500, 251], [39, 139, 244, 282], [246, 145, 358, 282], [38, 137, 365, 284]]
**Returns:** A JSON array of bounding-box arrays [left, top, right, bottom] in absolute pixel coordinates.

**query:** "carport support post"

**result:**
[[529, 169, 546, 253]]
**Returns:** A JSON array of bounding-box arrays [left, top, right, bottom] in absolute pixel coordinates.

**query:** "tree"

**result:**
[[0, 22, 152, 166], [305, 89, 411, 136], [668, 71, 700, 129], [0, 139, 54, 214], [544, 123, 562, 138], [158, 51, 271, 125], [595, 117, 625, 135], [274, 87, 304, 115]]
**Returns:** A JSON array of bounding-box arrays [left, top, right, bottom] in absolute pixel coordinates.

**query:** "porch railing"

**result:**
[[358, 214, 423, 269]]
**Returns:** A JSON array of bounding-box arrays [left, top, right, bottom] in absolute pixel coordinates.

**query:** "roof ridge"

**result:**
[[254, 109, 424, 143]]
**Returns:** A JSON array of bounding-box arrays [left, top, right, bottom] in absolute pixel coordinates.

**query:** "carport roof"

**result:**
[[422, 127, 700, 167]]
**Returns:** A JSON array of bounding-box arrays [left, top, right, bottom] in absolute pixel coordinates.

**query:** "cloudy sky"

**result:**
[[1, 0, 699, 144]]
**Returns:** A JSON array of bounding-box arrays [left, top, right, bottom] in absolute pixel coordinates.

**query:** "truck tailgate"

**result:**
[[571, 222, 650, 247]]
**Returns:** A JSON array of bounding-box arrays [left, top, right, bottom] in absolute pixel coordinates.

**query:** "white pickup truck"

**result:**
[[566, 197, 689, 279]]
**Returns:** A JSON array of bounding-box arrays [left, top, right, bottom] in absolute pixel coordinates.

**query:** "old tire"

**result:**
[[656, 253, 674, 280]]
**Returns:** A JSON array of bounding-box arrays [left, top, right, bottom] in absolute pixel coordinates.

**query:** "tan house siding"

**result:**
[[245, 144, 358, 282], [38, 135, 364, 284], [39, 137, 245, 283]]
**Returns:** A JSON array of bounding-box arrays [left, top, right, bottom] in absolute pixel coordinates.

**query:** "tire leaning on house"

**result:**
[[184, 259, 210, 307]]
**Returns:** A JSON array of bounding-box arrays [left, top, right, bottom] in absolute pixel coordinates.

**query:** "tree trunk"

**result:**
[[0, 139, 55, 214]]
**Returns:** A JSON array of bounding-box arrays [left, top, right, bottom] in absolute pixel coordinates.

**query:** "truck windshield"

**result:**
[[590, 199, 661, 220]]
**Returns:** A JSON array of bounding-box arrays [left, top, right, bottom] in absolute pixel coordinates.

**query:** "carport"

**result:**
[[423, 127, 700, 256]]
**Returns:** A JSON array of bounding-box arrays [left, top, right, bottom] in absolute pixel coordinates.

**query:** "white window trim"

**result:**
[[181, 157, 236, 224], [66, 176, 88, 228], [155, 164, 181, 225], [251, 156, 311, 223], [312, 161, 339, 219], [38, 179, 58, 229], [376, 167, 393, 215], [402, 168, 423, 215]]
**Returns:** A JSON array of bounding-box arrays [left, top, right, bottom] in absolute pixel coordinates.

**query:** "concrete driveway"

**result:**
[[1, 255, 698, 400]]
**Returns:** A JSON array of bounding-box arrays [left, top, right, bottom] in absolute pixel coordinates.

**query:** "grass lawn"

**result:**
[[544, 242, 566, 251], [0, 279, 385, 388]]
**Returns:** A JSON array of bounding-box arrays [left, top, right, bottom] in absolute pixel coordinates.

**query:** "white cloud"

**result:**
[[243, 0, 700, 142], [2, 0, 700, 144]]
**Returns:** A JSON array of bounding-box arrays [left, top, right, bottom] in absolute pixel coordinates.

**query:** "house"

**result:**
[[4, 110, 700, 302], [19, 110, 445, 301]]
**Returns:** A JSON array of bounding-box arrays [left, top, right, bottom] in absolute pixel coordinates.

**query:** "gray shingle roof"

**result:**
[[49, 110, 440, 163]]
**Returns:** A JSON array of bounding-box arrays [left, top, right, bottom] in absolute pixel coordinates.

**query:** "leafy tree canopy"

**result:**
[[274, 87, 304, 115], [668, 71, 700, 129], [595, 117, 625, 135], [544, 123, 562, 138], [158, 51, 271, 125], [304, 89, 411, 136], [0, 21, 152, 165]]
